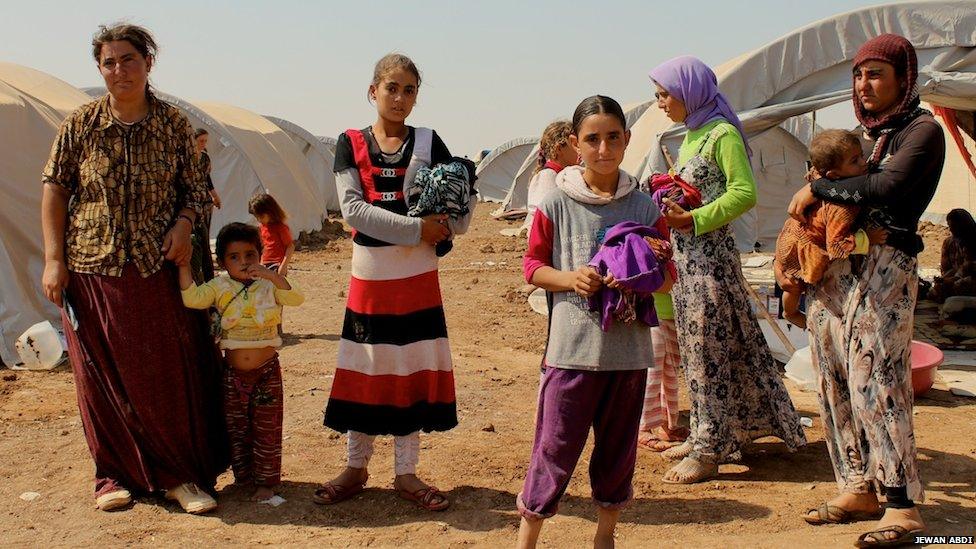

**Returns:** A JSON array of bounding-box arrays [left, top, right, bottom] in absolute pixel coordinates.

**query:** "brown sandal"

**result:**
[[854, 525, 924, 547], [397, 486, 450, 511], [312, 477, 367, 505], [803, 503, 883, 525]]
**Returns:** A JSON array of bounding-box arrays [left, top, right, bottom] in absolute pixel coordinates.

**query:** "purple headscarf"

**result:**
[[649, 55, 751, 156]]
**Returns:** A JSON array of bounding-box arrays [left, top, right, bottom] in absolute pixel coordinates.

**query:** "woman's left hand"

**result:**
[[162, 217, 193, 266], [661, 198, 694, 233], [788, 184, 817, 224]]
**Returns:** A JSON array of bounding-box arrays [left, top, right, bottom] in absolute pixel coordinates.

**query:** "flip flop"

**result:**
[[803, 503, 883, 525], [397, 486, 450, 512], [312, 478, 367, 505], [854, 525, 924, 547]]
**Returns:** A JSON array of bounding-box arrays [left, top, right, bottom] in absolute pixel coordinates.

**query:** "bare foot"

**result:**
[[662, 457, 718, 484], [661, 441, 693, 461], [251, 486, 275, 502], [594, 507, 619, 548], [785, 311, 808, 329], [517, 516, 544, 549]]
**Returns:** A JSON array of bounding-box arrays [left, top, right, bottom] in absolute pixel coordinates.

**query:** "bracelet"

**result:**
[[177, 214, 194, 226]]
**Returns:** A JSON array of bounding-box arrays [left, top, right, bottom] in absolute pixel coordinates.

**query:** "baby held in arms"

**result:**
[[774, 129, 884, 328]]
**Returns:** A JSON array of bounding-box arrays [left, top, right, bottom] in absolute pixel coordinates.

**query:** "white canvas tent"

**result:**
[[316, 135, 338, 158], [265, 116, 339, 211], [476, 136, 538, 203], [82, 87, 326, 237], [625, 0, 976, 251], [496, 100, 658, 215], [0, 62, 90, 365]]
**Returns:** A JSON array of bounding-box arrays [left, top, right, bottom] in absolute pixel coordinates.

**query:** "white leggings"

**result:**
[[347, 430, 420, 476]]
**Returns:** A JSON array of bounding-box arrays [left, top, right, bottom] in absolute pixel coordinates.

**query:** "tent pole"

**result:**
[[743, 280, 797, 357], [662, 143, 675, 170]]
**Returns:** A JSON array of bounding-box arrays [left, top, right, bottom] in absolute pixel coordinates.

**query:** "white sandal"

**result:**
[[95, 488, 132, 511], [165, 483, 217, 514]]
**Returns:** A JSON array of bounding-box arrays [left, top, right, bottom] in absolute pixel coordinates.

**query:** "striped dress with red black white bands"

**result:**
[[324, 126, 459, 436]]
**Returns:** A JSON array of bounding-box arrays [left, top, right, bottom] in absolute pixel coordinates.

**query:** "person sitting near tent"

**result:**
[[522, 120, 577, 238], [929, 208, 976, 303], [773, 129, 884, 328], [40, 23, 227, 514], [789, 33, 946, 547]]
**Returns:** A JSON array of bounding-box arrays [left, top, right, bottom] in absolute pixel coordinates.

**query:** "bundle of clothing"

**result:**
[[643, 172, 702, 212], [587, 221, 669, 331], [407, 157, 478, 256]]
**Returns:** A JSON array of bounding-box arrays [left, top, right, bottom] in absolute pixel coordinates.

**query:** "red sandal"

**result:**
[[397, 486, 450, 511], [312, 477, 367, 505]]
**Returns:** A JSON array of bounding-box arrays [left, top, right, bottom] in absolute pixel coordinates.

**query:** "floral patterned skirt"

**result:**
[[807, 245, 923, 501], [671, 225, 807, 463]]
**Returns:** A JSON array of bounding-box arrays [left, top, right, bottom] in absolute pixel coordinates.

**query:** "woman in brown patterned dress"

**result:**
[[789, 34, 946, 547], [40, 23, 227, 514]]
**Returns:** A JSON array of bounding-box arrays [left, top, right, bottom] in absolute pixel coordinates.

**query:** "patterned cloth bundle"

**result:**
[[407, 159, 475, 218], [407, 158, 477, 256]]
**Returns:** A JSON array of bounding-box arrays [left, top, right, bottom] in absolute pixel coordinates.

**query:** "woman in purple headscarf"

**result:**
[[647, 56, 806, 484]]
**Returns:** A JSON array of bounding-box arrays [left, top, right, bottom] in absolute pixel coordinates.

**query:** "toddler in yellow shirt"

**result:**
[[179, 222, 304, 502]]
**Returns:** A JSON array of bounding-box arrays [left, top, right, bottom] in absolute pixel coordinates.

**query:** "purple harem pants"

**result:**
[[518, 367, 647, 519]]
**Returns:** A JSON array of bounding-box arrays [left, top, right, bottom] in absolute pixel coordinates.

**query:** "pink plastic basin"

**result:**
[[910, 340, 943, 397]]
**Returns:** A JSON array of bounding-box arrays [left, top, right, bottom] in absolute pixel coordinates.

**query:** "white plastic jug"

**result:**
[[784, 346, 817, 392], [13, 321, 64, 370]]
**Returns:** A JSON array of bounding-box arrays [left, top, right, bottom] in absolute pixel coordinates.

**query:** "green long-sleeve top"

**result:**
[[678, 120, 757, 235]]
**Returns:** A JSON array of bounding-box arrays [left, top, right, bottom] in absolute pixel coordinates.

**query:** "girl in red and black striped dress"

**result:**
[[315, 53, 473, 512]]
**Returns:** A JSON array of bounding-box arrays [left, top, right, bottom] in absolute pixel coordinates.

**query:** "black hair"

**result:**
[[571, 95, 627, 135], [193, 127, 209, 138], [947, 208, 976, 259], [215, 222, 263, 261]]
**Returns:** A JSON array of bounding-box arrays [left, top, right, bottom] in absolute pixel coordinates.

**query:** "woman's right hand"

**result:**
[[420, 214, 450, 245], [42, 259, 69, 307]]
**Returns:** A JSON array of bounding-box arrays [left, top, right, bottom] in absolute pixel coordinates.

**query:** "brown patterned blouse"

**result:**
[[42, 93, 207, 277]]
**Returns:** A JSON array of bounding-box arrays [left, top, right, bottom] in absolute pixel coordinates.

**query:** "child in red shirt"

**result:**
[[248, 194, 295, 277]]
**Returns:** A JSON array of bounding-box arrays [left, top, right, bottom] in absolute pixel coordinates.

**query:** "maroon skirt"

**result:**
[[63, 263, 228, 497]]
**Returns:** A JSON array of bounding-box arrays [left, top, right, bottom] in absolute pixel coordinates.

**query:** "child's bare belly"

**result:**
[[225, 347, 277, 371]]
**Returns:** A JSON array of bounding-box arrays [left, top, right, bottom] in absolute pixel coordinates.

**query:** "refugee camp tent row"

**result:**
[[0, 62, 90, 366], [623, 0, 976, 252], [492, 100, 659, 216], [475, 136, 539, 204], [265, 115, 339, 211], [82, 87, 327, 238]]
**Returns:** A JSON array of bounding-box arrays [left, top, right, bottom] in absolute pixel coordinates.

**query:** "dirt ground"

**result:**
[[1, 209, 974, 548]]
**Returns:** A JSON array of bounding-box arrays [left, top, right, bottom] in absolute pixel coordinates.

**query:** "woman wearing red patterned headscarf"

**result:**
[[789, 34, 946, 547]]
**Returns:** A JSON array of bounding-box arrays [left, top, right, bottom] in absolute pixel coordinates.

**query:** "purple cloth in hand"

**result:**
[[587, 221, 666, 331], [650, 185, 693, 212]]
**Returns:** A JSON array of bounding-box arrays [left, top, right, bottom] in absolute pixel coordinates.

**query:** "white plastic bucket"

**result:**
[[784, 346, 817, 392], [13, 321, 64, 370]]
